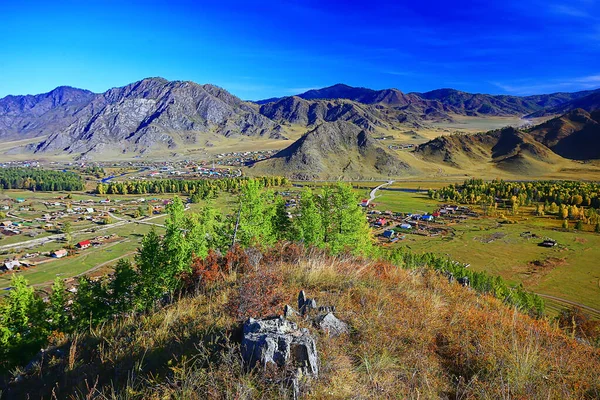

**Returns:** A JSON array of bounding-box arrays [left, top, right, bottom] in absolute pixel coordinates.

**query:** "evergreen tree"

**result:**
[[295, 188, 324, 247], [62, 221, 73, 247], [329, 183, 373, 255], [271, 196, 293, 241], [110, 259, 138, 315], [136, 228, 167, 310], [238, 180, 275, 246], [47, 278, 69, 332], [0, 275, 47, 364], [162, 196, 191, 293]]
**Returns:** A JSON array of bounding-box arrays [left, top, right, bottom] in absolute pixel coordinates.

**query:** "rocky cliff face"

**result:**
[[0, 86, 95, 139], [31, 78, 282, 156]]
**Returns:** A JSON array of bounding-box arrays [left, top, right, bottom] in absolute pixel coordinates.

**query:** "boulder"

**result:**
[[315, 312, 349, 337], [241, 316, 319, 378]]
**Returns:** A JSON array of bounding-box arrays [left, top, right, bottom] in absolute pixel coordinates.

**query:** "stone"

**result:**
[[318, 305, 335, 313], [458, 276, 470, 287], [298, 290, 318, 315], [298, 290, 307, 310], [241, 316, 319, 378], [284, 304, 299, 318], [315, 312, 349, 337]]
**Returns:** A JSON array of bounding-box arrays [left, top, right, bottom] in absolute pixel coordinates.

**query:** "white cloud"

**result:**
[[550, 4, 592, 18], [492, 74, 600, 95]]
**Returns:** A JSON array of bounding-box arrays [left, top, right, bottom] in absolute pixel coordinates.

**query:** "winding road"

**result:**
[[366, 180, 394, 206], [536, 293, 600, 319]]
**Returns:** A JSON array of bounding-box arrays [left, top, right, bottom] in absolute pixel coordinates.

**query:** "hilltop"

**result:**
[[3, 246, 599, 399], [248, 121, 413, 180]]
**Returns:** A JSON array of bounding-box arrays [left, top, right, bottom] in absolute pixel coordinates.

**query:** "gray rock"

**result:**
[[298, 290, 306, 310], [283, 304, 299, 318], [241, 316, 319, 378], [298, 290, 318, 315], [315, 312, 349, 337]]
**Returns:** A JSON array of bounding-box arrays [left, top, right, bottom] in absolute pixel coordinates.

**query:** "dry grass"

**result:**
[[5, 245, 600, 399]]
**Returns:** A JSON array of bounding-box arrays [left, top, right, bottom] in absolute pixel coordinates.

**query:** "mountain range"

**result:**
[[1, 77, 599, 178]]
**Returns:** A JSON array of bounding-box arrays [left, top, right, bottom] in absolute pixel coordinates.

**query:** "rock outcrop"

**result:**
[[241, 316, 319, 378]]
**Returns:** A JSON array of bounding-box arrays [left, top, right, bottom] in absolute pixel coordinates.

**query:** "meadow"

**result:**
[[359, 186, 600, 316]]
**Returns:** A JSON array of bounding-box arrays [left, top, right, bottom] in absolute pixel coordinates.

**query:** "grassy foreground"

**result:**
[[6, 245, 599, 399]]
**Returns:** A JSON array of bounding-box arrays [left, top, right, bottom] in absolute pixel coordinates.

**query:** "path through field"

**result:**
[[366, 180, 394, 206]]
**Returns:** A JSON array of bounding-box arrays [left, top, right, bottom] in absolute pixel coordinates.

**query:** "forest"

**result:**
[[0, 180, 545, 372], [430, 179, 600, 228], [95, 176, 289, 198], [0, 168, 85, 191]]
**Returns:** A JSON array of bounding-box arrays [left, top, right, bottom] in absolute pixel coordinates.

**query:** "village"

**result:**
[[364, 202, 479, 244], [0, 193, 174, 280]]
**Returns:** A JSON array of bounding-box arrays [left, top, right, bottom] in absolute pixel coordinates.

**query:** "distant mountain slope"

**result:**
[[258, 85, 598, 119], [415, 126, 567, 175], [258, 96, 442, 132], [0, 86, 95, 139], [30, 78, 282, 157], [527, 92, 600, 118], [417, 88, 595, 116], [1, 79, 599, 160], [528, 109, 600, 159], [249, 121, 412, 180]]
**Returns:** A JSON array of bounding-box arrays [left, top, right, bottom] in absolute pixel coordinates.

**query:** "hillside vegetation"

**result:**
[[1, 180, 598, 398]]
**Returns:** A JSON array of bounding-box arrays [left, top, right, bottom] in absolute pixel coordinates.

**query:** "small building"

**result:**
[[0, 221, 12, 227], [361, 199, 369, 207], [2, 260, 21, 271], [16, 198, 25, 203], [77, 240, 91, 249], [421, 215, 434, 222], [375, 218, 387, 226], [86, 207, 95, 213], [540, 239, 557, 248], [52, 249, 68, 258], [382, 229, 395, 239], [399, 223, 412, 230]]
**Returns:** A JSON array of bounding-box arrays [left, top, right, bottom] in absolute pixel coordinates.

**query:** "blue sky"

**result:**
[[0, 0, 599, 100]]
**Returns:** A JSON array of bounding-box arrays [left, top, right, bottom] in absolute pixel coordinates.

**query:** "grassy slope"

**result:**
[[359, 188, 600, 312], [6, 248, 599, 399]]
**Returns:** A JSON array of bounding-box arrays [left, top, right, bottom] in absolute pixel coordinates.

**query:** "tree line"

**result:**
[[95, 176, 288, 197], [430, 178, 600, 227], [0, 180, 544, 371], [0, 168, 85, 191]]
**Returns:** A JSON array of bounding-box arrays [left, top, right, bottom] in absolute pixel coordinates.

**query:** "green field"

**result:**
[[0, 190, 240, 291], [359, 185, 600, 315]]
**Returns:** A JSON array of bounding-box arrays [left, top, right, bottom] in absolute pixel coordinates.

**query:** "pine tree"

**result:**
[[272, 196, 292, 241], [110, 259, 138, 315], [295, 188, 324, 247], [62, 221, 73, 248], [162, 196, 191, 292], [0, 275, 47, 364], [328, 183, 373, 255], [47, 278, 69, 332], [136, 227, 167, 310], [238, 180, 275, 246]]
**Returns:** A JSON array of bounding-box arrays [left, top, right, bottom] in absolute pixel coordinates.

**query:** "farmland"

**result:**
[[359, 184, 600, 316], [0, 187, 240, 292]]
